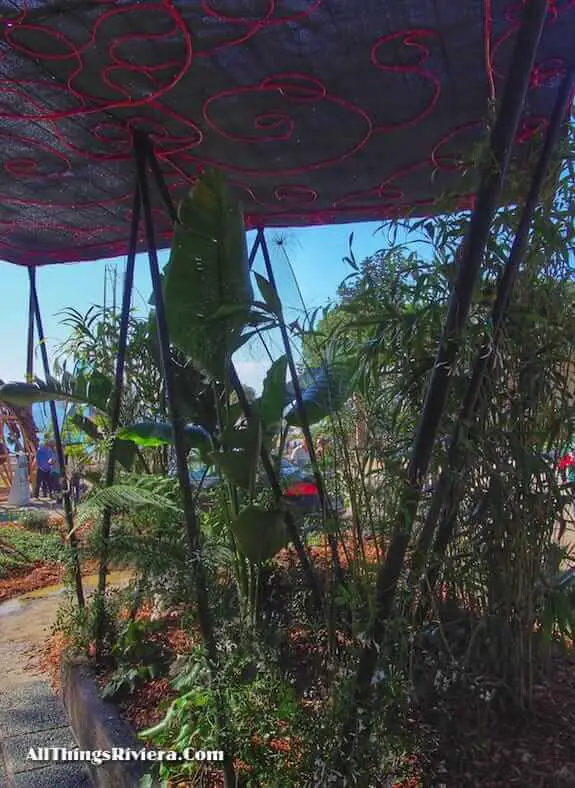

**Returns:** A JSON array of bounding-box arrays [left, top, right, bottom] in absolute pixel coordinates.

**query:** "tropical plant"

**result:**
[[35, 135, 575, 786]]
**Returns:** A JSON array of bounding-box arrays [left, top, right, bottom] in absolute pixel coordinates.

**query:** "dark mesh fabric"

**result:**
[[0, 0, 572, 265]]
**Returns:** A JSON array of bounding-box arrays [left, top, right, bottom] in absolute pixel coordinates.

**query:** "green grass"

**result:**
[[0, 525, 66, 577]]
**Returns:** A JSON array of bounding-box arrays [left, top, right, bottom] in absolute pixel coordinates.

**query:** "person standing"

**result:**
[[291, 440, 310, 469], [34, 439, 54, 498], [316, 436, 328, 461], [49, 442, 63, 502]]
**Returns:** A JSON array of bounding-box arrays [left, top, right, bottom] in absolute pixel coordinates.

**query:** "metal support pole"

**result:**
[[133, 131, 236, 787], [28, 268, 85, 609], [342, 0, 548, 757], [26, 270, 35, 383], [143, 144, 324, 612], [257, 228, 345, 583], [94, 181, 141, 653], [413, 66, 575, 594]]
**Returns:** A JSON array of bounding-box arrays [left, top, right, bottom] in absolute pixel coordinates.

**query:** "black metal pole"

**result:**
[[134, 131, 236, 788], [257, 228, 345, 583], [144, 144, 324, 612], [342, 0, 548, 756], [28, 268, 85, 609], [414, 66, 575, 593], [94, 180, 140, 654], [26, 272, 35, 383]]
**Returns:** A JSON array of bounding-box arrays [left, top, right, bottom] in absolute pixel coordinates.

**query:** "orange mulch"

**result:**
[[276, 530, 382, 571], [36, 631, 72, 692], [121, 676, 177, 733], [0, 557, 100, 604], [0, 562, 64, 602], [0, 511, 101, 603]]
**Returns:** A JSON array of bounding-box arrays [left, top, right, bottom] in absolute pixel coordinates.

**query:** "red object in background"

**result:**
[[558, 453, 575, 471], [285, 482, 319, 497]]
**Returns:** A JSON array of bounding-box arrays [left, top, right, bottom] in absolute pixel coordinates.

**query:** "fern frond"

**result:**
[[75, 481, 181, 528]]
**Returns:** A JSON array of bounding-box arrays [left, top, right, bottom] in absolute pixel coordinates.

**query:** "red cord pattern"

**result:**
[[0, 0, 572, 266]]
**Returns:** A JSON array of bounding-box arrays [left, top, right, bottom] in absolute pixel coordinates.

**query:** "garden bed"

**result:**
[[423, 647, 575, 787], [96, 629, 575, 787], [37, 532, 575, 787], [0, 514, 99, 602]]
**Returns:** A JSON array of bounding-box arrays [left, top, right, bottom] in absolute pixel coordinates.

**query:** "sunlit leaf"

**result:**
[[117, 422, 212, 450], [254, 272, 281, 316], [164, 170, 253, 380]]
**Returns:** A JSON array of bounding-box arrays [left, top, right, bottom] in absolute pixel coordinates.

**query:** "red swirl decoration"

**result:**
[[371, 30, 440, 132], [492, 0, 575, 79], [196, 0, 321, 55], [1, 2, 192, 119], [431, 123, 484, 171], [198, 73, 372, 176]]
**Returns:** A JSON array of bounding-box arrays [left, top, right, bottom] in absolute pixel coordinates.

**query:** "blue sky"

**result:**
[[1, 221, 383, 395]]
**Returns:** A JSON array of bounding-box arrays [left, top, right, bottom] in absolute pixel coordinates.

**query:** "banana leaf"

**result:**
[[285, 357, 357, 427], [211, 416, 261, 491], [252, 355, 287, 448], [0, 377, 106, 411], [117, 422, 212, 451], [229, 504, 287, 564], [163, 170, 253, 381]]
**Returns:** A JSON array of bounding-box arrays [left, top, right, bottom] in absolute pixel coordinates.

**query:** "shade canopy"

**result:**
[[0, 0, 573, 266]]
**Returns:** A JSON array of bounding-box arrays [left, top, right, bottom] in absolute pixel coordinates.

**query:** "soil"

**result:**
[[423, 648, 575, 787]]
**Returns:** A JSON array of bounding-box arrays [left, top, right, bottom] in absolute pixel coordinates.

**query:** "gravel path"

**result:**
[[0, 589, 92, 787]]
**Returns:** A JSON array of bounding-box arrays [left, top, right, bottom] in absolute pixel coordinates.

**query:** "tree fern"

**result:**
[[75, 475, 181, 529]]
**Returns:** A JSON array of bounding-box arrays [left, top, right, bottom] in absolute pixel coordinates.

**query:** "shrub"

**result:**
[[20, 509, 52, 532]]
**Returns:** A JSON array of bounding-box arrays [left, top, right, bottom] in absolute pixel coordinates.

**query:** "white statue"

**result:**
[[7, 453, 31, 507]]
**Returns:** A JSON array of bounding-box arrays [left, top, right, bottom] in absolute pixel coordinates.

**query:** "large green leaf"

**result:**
[[164, 170, 253, 380], [258, 356, 288, 433], [285, 359, 357, 427], [254, 272, 281, 316], [230, 504, 287, 564], [0, 378, 100, 409], [211, 416, 262, 490], [117, 422, 212, 450], [115, 440, 138, 472], [210, 452, 251, 490], [253, 356, 288, 450]]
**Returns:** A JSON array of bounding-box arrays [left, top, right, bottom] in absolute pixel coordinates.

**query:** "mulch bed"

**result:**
[[424, 648, 575, 787], [0, 562, 65, 602], [0, 515, 99, 603], [34, 530, 575, 786], [0, 557, 101, 603], [106, 636, 575, 787]]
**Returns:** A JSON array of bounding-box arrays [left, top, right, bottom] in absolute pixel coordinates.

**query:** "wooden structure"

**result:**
[[0, 404, 38, 500]]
